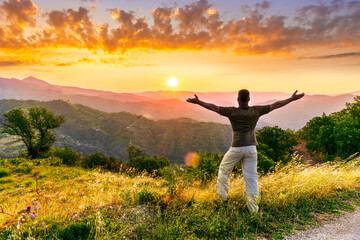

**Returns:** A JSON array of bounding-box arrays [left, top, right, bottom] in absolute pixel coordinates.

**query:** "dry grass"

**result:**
[[1, 157, 360, 238]]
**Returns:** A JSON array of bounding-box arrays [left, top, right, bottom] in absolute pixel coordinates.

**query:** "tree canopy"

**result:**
[[300, 96, 360, 160], [1, 106, 65, 159]]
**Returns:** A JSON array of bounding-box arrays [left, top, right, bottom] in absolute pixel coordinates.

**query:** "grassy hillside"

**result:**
[[0, 99, 232, 163], [0, 157, 359, 239]]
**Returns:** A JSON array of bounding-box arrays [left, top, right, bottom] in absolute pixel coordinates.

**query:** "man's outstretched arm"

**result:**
[[186, 94, 220, 113], [269, 90, 305, 112]]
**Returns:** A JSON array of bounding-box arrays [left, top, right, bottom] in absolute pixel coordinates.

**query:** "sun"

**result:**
[[166, 77, 179, 88]]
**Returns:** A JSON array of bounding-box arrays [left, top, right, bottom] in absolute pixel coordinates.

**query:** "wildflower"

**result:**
[[21, 214, 26, 219], [34, 206, 38, 211], [29, 214, 35, 219], [26, 206, 31, 213]]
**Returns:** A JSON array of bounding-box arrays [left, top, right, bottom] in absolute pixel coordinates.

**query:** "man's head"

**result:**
[[238, 89, 250, 104]]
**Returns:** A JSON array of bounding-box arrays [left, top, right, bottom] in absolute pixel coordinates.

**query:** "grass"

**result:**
[[0, 157, 360, 239]]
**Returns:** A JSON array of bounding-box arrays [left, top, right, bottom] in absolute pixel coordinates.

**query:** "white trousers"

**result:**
[[217, 145, 259, 212]]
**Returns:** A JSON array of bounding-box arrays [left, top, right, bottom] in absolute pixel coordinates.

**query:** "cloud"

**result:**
[[56, 62, 74, 66], [0, 60, 25, 66], [255, 1, 271, 10], [0, 0, 37, 27], [0, 0, 37, 35], [43, 7, 97, 49], [0, 59, 38, 67], [0, 0, 360, 58], [300, 52, 360, 59]]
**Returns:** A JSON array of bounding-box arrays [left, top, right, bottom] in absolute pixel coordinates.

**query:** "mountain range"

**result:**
[[0, 76, 358, 130], [0, 99, 232, 163]]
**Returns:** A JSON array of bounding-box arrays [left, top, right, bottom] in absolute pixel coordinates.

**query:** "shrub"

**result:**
[[51, 146, 81, 166], [38, 157, 63, 166], [126, 145, 170, 174], [58, 221, 92, 240], [82, 151, 108, 168], [138, 188, 158, 204], [257, 152, 277, 173], [0, 168, 10, 178], [14, 161, 34, 174], [186, 152, 223, 183], [82, 151, 123, 171], [257, 126, 298, 164]]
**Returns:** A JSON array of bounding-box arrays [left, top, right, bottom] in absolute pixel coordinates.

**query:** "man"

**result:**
[[186, 89, 305, 212]]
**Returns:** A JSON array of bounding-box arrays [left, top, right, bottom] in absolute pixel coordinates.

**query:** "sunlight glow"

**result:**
[[166, 77, 179, 88]]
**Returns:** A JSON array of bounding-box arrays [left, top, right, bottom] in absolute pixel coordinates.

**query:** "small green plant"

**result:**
[[185, 152, 223, 183], [0, 168, 10, 178], [14, 162, 34, 174], [137, 188, 158, 204]]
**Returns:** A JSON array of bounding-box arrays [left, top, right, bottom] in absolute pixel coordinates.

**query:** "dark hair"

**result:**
[[238, 89, 250, 102]]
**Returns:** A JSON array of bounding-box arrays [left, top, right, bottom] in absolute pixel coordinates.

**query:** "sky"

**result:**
[[0, 0, 359, 94]]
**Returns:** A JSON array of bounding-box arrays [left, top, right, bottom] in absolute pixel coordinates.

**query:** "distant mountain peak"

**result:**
[[22, 76, 51, 86]]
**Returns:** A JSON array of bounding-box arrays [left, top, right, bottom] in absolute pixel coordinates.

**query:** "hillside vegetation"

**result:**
[[0, 99, 231, 163], [1, 96, 360, 239], [301, 96, 360, 160], [0, 156, 359, 239]]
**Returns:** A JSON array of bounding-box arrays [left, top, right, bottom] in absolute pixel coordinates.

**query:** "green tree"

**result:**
[[1, 107, 65, 159], [301, 96, 360, 159], [257, 126, 298, 163]]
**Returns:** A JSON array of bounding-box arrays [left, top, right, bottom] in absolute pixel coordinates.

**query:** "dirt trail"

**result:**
[[285, 142, 359, 240], [293, 140, 322, 165], [284, 207, 360, 240]]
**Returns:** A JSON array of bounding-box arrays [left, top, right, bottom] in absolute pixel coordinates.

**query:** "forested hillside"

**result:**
[[0, 99, 231, 163]]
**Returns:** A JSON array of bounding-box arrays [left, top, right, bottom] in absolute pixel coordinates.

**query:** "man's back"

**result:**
[[218, 105, 270, 147]]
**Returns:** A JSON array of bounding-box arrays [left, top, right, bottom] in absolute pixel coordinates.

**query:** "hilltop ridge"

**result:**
[[0, 76, 358, 130]]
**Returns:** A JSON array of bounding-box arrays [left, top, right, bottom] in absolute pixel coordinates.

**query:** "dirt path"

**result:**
[[293, 140, 322, 165], [284, 207, 360, 240]]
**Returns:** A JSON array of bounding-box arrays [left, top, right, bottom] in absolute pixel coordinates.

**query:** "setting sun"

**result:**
[[166, 77, 179, 88]]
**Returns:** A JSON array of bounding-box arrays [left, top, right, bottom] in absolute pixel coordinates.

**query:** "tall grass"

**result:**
[[1, 156, 359, 239]]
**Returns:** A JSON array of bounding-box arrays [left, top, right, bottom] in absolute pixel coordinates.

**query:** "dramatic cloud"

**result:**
[[0, 0, 360, 57], [0, 0, 37, 35], [300, 52, 360, 59], [43, 7, 97, 49]]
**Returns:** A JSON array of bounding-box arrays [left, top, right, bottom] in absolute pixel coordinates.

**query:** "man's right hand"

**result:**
[[290, 90, 305, 101], [186, 94, 200, 104]]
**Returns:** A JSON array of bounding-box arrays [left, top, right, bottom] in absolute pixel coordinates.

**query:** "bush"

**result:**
[[58, 221, 92, 240], [51, 146, 81, 166], [138, 188, 158, 204], [257, 126, 298, 164], [126, 145, 170, 174], [82, 151, 108, 168], [0, 168, 10, 178], [14, 161, 34, 174], [82, 151, 123, 171], [38, 157, 63, 166], [257, 152, 277, 173], [186, 152, 223, 183]]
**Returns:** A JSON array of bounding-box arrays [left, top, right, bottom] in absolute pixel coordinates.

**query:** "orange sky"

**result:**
[[0, 0, 360, 94]]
